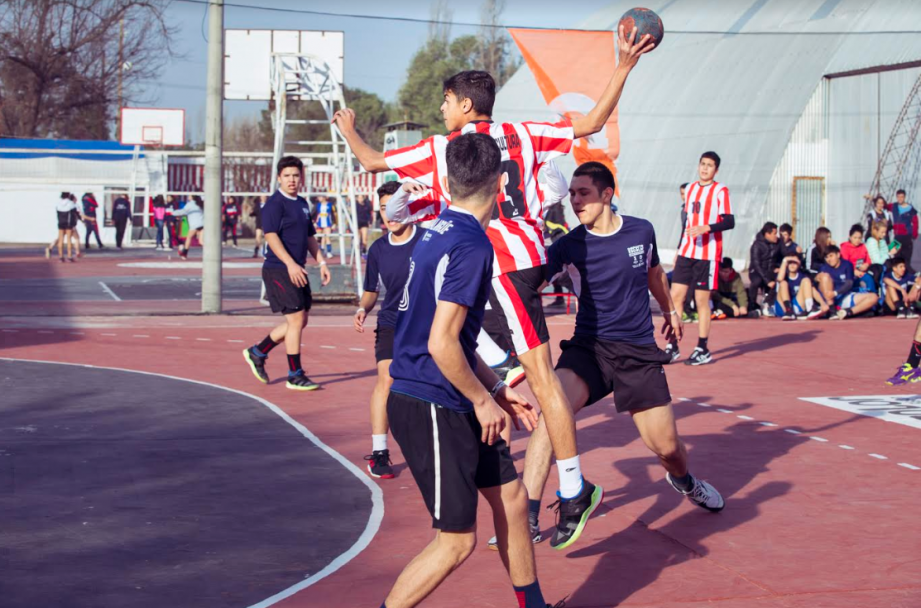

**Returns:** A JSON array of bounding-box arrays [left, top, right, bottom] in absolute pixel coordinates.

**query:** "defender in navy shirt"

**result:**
[[774, 255, 827, 320], [242, 156, 331, 391], [521, 162, 726, 539], [381, 133, 545, 608], [353, 181, 427, 480]]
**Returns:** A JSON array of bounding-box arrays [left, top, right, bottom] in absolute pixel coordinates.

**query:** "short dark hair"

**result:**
[[443, 71, 496, 117], [276, 155, 304, 176], [825, 244, 840, 255], [680, 182, 689, 190], [761, 221, 778, 235], [849, 223, 865, 236], [445, 132, 501, 201], [377, 181, 401, 199], [897, 189, 906, 196], [61, 192, 71, 199], [720, 257, 733, 269], [779, 223, 793, 234], [892, 256, 907, 267], [700, 151, 721, 169], [573, 161, 616, 196]]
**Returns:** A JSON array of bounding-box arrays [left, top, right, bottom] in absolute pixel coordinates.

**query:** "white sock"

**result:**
[[372, 434, 388, 452], [806, 298, 814, 312], [477, 328, 509, 367], [557, 455, 583, 499]]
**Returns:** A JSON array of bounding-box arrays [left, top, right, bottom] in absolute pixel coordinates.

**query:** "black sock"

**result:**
[[254, 335, 279, 356], [527, 499, 541, 524], [844, 308, 854, 318], [783, 301, 793, 315], [908, 341, 921, 368], [512, 580, 546, 608], [671, 472, 694, 492], [697, 337, 708, 351], [287, 353, 302, 374]]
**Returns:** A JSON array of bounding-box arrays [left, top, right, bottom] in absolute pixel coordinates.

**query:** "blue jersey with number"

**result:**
[[389, 208, 493, 413], [364, 226, 426, 328], [547, 215, 660, 344]]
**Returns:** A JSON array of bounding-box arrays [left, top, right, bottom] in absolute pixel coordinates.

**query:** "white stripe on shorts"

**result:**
[[490, 275, 531, 355], [430, 404, 442, 520]]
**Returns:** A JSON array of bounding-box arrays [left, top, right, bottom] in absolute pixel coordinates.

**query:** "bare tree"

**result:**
[[0, 0, 176, 139], [428, 0, 453, 43], [475, 0, 520, 87]]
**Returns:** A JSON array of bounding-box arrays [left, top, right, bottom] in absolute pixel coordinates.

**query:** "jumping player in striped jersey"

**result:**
[[667, 151, 735, 366], [334, 26, 654, 550]]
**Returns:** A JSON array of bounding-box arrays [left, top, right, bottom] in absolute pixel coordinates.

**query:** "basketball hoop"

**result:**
[[120, 108, 185, 147]]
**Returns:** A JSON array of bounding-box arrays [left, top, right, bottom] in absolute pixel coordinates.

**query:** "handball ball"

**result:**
[[619, 7, 664, 49]]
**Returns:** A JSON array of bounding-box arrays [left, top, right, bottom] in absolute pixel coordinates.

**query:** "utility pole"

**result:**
[[202, 0, 224, 313], [117, 18, 124, 129]]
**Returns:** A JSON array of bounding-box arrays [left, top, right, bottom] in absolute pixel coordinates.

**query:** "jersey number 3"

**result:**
[[495, 161, 527, 220]]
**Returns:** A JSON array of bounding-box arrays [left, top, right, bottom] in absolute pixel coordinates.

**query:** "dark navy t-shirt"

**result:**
[[786, 271, 805, 293], [364, 226, 426, 328], [262, 190, 317, 269], [819, 260, 855, 293], [885, 268, 914, 289], [547, 216, 659, 345], [390, 208, 493, 413]]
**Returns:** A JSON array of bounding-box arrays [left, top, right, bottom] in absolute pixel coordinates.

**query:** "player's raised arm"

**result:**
[[331, 108, 389, 172], [571, 25, 655, 139]]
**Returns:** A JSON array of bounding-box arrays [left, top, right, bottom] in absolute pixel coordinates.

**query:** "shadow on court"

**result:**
[[0, 359, 373, 608], [0, 257, 79, 350]]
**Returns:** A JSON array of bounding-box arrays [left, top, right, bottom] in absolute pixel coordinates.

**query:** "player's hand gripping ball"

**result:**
[[619, 7, 664, 49]]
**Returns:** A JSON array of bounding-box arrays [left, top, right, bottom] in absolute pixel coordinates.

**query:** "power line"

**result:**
[[173, 0, 921, 35]]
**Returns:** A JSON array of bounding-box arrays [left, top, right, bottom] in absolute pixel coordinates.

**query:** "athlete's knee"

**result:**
[[437, 529, 477, 563]]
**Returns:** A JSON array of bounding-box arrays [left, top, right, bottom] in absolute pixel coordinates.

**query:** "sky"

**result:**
[[142, 0, 613, 143]]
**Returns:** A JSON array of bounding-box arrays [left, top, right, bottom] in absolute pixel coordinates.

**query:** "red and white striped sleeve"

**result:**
[[522, 118, 575, 165], [717, 185, 731, 216], [384, 182, 446, 225], [384, 137, 437, 188]]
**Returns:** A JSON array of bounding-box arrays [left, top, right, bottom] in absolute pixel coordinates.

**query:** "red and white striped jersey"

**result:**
[[384, 119, 574, 276], [677, 181, 732, 261]]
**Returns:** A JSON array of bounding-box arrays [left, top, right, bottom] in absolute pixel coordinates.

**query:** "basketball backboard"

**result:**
[[120, 107, 185, 147], [224, 29, 344, 101]]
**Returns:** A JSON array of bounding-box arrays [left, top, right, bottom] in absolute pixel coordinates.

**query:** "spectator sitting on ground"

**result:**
[[865, 195, 893, 241], [883, 257, 919, 319], [775, 255, 827, 321], [840, 224, 875, 293], [866, 220, 894, 289], [806, 226, 835, 276], [749, 221, 780, 316], [818, 245, 878, 320], [777, 223, 803, 265], [711, 257, 748, 319]]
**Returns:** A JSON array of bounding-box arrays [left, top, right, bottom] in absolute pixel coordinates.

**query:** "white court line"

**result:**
[[677, 397, 692, 402], [869, 453, 888, 460], [717, 408, 733, 414], [70, 331, 85, 335], [839, 445, 855, 450], [738, 415, 754, 421], [349, 348, 365, 352], [101, 333, 117, 337], [165, 336, 181, 340], [227, 340, 244, 343], [196, 338, 211, 342], [98, 281, 122, 302], [785, 429, 802, 435], [321, 345, 336, 349], [37, 330, 53, 334], [759, 422, 778, 427], [0, 356, 383, 608], [133, 335, 149, 338], [898, 463, 920, 470], [697, 402, 712, 407], [810, 436, 829, 443], [1, 329, 18, 333]]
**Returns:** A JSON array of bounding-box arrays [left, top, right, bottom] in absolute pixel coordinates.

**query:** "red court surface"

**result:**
[[2, 253, 921, 607]]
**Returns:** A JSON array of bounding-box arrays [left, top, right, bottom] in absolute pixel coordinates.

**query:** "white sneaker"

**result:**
[[667, 473, 724, 512], [761, 304, 775, 318], [907, 310, 920, 319], [664, 342, 680, 363], [684, 347, 712, 366]]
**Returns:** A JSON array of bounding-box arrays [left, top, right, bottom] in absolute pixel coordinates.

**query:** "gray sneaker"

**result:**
[[487, 520, 542, 550], [667, 473, 724, 512]]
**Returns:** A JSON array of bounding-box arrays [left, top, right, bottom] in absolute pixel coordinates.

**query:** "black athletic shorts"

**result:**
[[57, 212, 72, 230], [358, 220, 370, 229], [387, 391, 518, 531], [374, 325, 394, 362], [672, 255, 717, 291], [262, 267, 312, 315], [556, 335, 672, 413], [488, 265, 550, 355]]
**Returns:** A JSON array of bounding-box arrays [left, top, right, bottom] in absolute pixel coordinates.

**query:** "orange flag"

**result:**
[[508, 29, 620, 192]]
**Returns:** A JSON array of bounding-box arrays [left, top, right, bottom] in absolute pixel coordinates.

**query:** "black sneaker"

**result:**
[[364, 449, 394, 479], [664, 342, 680, 363], [548, 480, 604, 551], [286, 370, 319, 391], [684, 347, 712, 365], [242, 348, 269, 384], [491, 354, 526, 388]]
